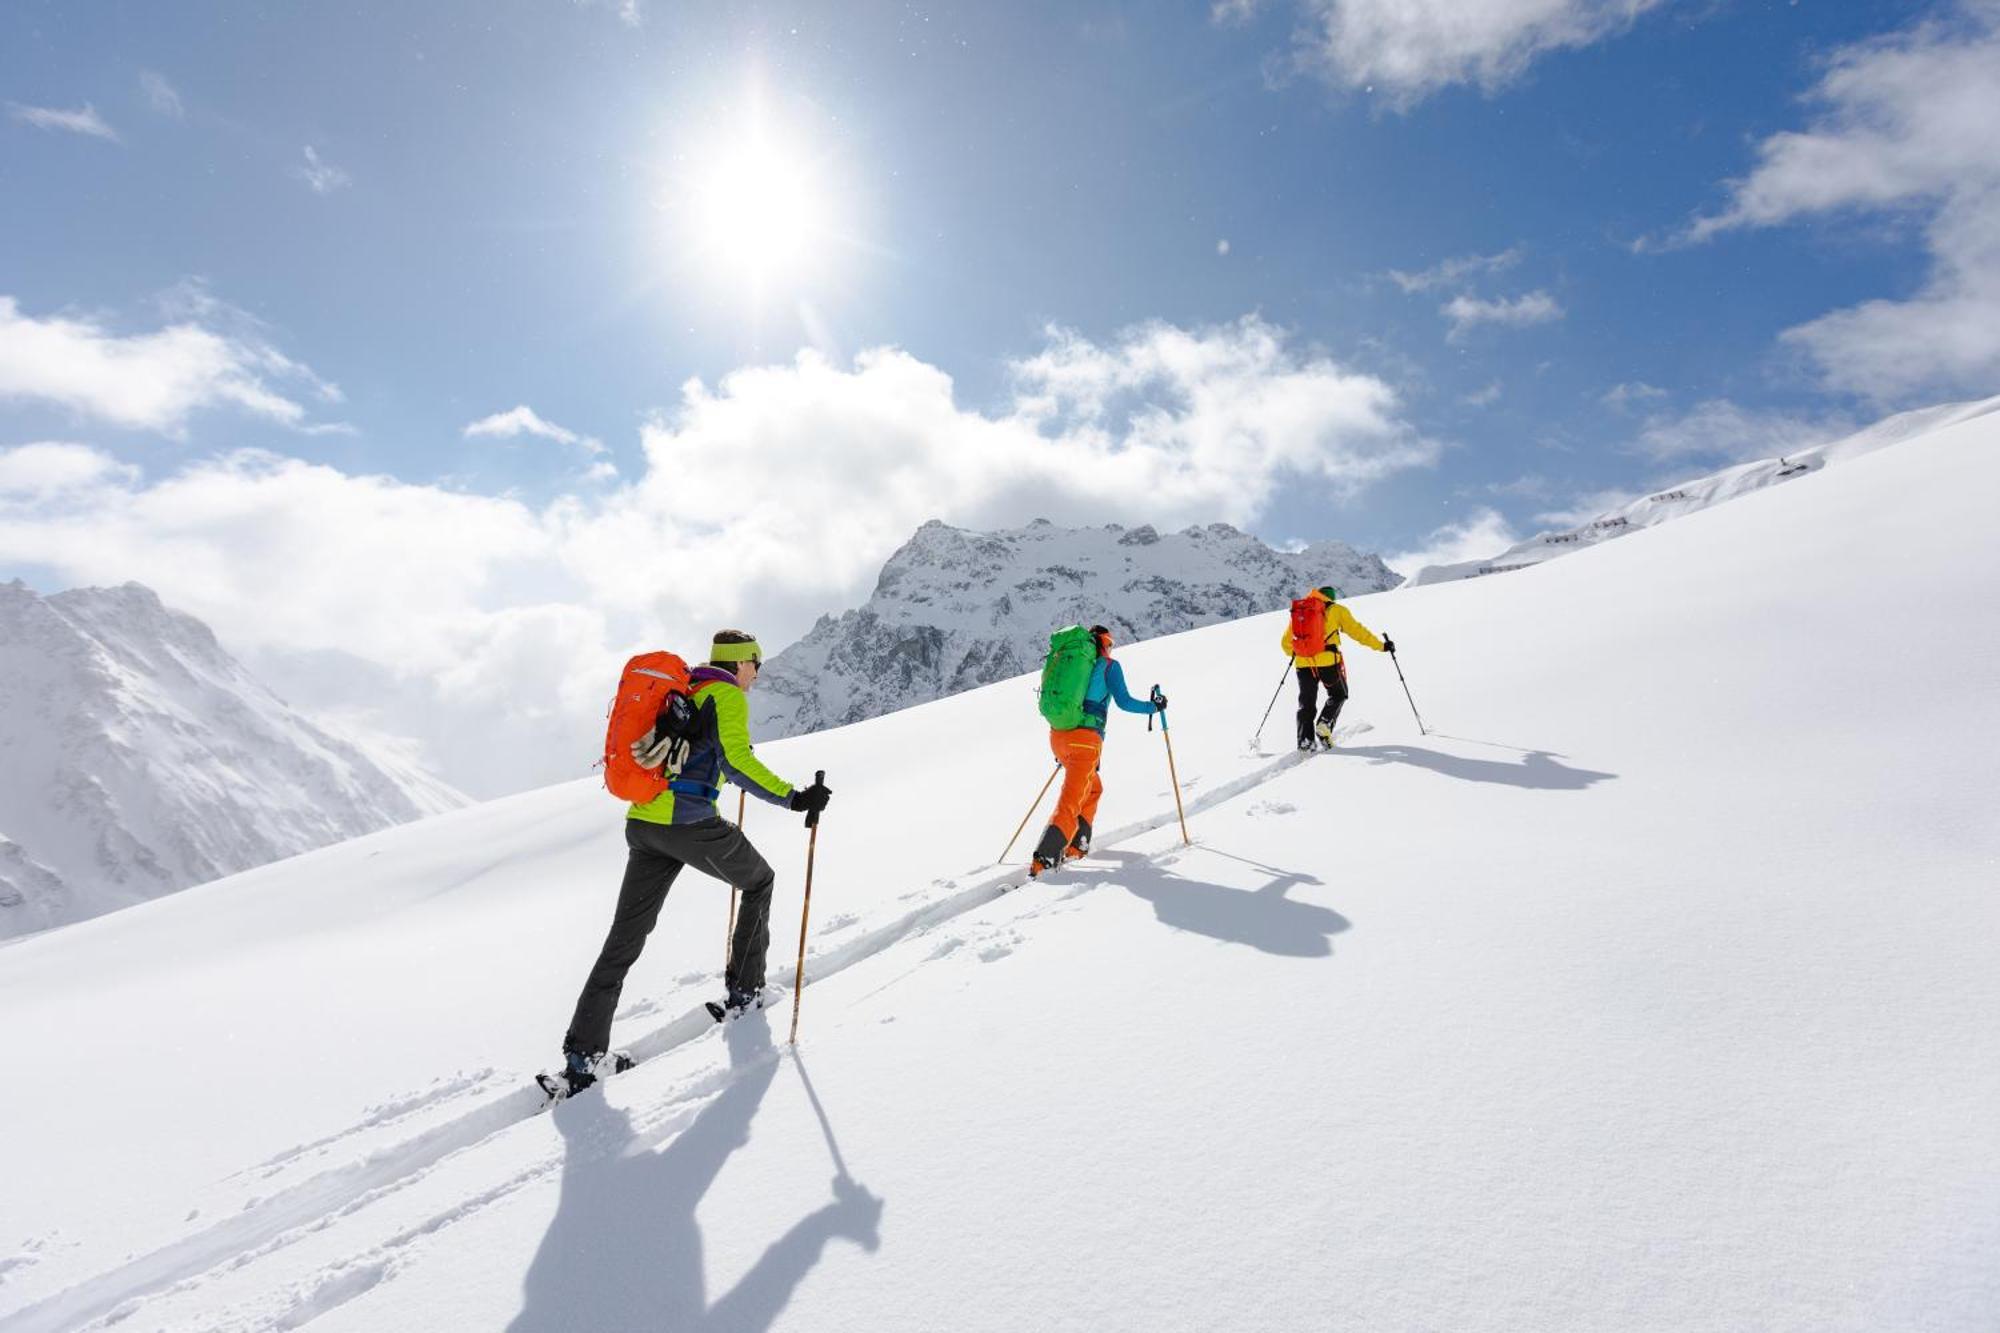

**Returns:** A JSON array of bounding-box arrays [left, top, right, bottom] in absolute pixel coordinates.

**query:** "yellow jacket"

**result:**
[[1280, 591, 1384, 668]]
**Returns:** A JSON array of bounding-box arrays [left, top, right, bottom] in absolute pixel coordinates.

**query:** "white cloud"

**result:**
[[1441, 289, 1563, 340], [0, 316, 1435, 795], [0, 442, 140, 497], [1601, 380, 1667, 410], [1678, 3, 2000, 401], [293, 145, 350, 195], [464, 405, 580, 446], [7, 102, 119, 141], [1285, 0, 1665, 108], [139, 72, 184, 119], [1463, 380, 1503, 406], [465, 405, 616, 480], [1386, 246, 1522, 293], [1629, 399, 1853, 464], [0, 294, 343, 436], [1213, 0, 1263, 24], [1384, 506, 1521, 578]]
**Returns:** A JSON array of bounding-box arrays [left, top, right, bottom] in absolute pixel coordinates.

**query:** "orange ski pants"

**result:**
[[1047, 727, 1105, 843]]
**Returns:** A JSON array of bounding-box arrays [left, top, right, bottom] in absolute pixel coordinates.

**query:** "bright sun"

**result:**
[[675, 106, 839, 300]]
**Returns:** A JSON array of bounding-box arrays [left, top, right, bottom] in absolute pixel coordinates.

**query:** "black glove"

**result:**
[[789, 780, 832, 816], [1381, 636, 1396, 655], [1149, 685, 1168, 711]]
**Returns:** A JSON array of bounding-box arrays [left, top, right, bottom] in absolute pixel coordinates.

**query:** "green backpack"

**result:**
[[1038, 625, 1099, 729]]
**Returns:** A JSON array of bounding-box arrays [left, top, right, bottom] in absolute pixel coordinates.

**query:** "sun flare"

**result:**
[[671, 104, 840, 302]]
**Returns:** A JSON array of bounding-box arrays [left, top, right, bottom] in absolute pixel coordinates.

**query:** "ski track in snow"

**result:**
[[1, 734, 1331, 1332]]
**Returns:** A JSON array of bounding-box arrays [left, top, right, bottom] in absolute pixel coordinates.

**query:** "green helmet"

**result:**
[[1317, 585, 1342, 602]]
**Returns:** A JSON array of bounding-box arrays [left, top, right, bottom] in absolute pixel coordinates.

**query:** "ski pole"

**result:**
[[1151, 687, 1190, 846], [998, 760, 1062, 864], [1389, 648, 1428, 736], [726, 789, 744, 969], [1253, 657, 1295, 746], [789, 769, 826, 1046]]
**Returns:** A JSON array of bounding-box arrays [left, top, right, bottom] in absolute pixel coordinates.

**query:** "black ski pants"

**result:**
[[1295, 662, 1348, 743], [565, 815, 775, 1056]]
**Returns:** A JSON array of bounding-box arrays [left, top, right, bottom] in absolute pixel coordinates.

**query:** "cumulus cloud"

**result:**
[[0, 316, 1436, 795], [1384, 506, 1521, 578], [1283, 0, 1665, 108], [1386, 246, 1523, 293], [1441, 289, 1563, 340], [0, 293, 343, 435], [139, 72, 184, 118], [1678, 3, 2000, 401], [292, 145, 350, 194], [0, 442, 141, 497], [7, 101, 119, 141], [1629, 399, 1853, 464]]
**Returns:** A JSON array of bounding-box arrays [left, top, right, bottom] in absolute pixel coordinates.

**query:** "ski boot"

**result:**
[[539, 1047, 633, 1102], [1028, 823, 1068, 878], [706, 985, 766, 1023], [1066, 817, 1092, 861], [1314, 719, 1335, 749]]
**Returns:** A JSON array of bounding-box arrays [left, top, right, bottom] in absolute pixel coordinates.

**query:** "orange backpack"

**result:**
[[602, 651, 700, 803], [1288, 596, 1328, 658]]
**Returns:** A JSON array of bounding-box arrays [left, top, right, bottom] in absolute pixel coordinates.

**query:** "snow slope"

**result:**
[[1, 412, 1996, 1331], [0, 582, 467, 936], [753, 518, 1396, 738], [1405, 393, 2000, 586]]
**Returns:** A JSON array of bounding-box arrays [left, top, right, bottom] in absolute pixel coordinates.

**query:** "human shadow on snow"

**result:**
[[1088, 848, 1349, 958], [1333, 744, 1615, 791], [509, 1010, 882, 1333]]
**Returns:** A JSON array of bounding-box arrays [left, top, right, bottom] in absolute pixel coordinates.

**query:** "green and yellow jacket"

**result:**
[[628, 667, 795, 826]]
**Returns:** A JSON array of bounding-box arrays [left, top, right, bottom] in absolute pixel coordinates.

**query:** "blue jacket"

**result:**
[[1081, 658, 1154, 734]]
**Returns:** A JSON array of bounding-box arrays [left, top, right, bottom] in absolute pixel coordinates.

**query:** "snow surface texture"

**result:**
[[751, 518, 1396, 738], [1404, 393, 2000, 586], [1, 412, 1996, 1330], [0, 582, 467, 937]]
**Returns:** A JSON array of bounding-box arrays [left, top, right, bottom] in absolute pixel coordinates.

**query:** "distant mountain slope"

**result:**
[[1405, 394, 2000, 586], [0, 581, 467, 936], [752, 518, 1398, 737]]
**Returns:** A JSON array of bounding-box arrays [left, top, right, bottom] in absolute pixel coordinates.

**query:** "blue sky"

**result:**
[[4, 0, 1997, 792]]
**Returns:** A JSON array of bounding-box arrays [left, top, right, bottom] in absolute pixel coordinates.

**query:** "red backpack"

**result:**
[[601, 651, 700, 803], [1289, 596, 1328, 658]]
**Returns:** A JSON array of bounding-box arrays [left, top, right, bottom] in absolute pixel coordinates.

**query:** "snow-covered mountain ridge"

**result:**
[[1405, 393, 2000, 586], [752, 518, 1397, 737], [0, 580, 467, 936]]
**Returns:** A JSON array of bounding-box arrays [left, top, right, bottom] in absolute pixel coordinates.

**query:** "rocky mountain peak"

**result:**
[[751, 518, 1397, 739]]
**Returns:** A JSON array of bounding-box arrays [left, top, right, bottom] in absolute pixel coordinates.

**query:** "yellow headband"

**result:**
[[710, 639, 764, 663]]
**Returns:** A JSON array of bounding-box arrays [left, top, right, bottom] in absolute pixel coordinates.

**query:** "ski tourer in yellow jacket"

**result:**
[[1281, 587, 1394, 749], [1279, 587, 1385, 666]]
